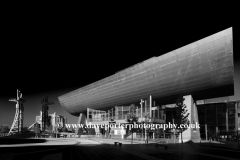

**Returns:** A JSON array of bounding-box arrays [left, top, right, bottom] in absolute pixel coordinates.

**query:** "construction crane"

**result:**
[[41, 93, 54, 135], [8, 89, 26, 135]]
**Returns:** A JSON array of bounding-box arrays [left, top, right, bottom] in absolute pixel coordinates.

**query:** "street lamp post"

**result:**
[[237, 102, 239, 147]]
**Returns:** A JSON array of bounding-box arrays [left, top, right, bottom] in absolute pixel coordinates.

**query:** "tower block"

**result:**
[[8, 89, 26, 135]]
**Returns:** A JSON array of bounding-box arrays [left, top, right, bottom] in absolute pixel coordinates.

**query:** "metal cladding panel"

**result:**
[[59, 27, 234, 116]]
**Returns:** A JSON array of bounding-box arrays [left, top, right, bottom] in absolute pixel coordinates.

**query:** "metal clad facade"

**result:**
[[59, 28, 234, 116]]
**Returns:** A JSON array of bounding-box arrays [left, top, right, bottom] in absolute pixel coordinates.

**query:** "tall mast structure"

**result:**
[[41, 93, 54, 134], [8, 89, 25, 135]]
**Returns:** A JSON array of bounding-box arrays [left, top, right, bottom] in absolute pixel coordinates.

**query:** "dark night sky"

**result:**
[[0, 11, 239, 127]]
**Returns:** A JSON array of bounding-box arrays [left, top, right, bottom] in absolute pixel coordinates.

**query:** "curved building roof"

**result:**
[[59, 27, 234, 116]]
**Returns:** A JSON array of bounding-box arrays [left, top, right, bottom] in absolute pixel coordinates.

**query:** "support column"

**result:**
[[97, 110, 99, 121], [153, 129, 155, 140], [122, 106, 123, 120], [145, 100, 147, 116], [112, 108, 114, 120], [105, 125, 107, 138], [235, 102, 238, 134], [205, 124, 208, 140], [236, 102, 240, 147], [150, 95, 152, 117], [137, 107, 138, 117], [226, 105, 229, 133], [115, 107, 118, 120], [216, 106, 218, 140], [121, 125, 124, 139], [205, 105, 207, 140], [158, 106, 160, 119], [140, 99, 144, 118], [145, 126, 147, 142], [163, 128, 165, 138], [173, 118, 175, 143]]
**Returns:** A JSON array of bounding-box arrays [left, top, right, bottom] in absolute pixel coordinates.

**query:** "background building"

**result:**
[[29, 111, 67, 133]]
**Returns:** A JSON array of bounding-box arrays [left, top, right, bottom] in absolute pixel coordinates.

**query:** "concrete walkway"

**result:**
[[93, 137, 240, 149], [89, 138, 240, 160], [0, 138, 78, 147], [1, 138, 239, 160]]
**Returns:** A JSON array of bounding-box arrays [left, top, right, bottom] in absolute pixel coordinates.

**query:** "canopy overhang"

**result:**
[[59, 27, 234, 116]]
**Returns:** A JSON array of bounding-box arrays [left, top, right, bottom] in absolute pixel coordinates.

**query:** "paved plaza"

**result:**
[[0, 138, 240, 160]]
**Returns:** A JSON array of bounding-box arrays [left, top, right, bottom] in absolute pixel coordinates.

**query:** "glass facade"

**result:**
[[197, 102, 238, 140], [87, 102, 165, 122], [87, 108, 107, 122], [115, 106, 130, 120], [87, 106, 141, 122], [85, 100, 239, 140], [152, 108, 165, 119]]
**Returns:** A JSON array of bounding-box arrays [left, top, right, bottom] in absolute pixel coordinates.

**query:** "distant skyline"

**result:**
[[0, 17, 239, 128], [0, 88, 79, 127]]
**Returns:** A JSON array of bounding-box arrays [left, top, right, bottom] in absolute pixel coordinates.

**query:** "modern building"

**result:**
[[59, 27, 240, 142], [29, 111, 67, 133]]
